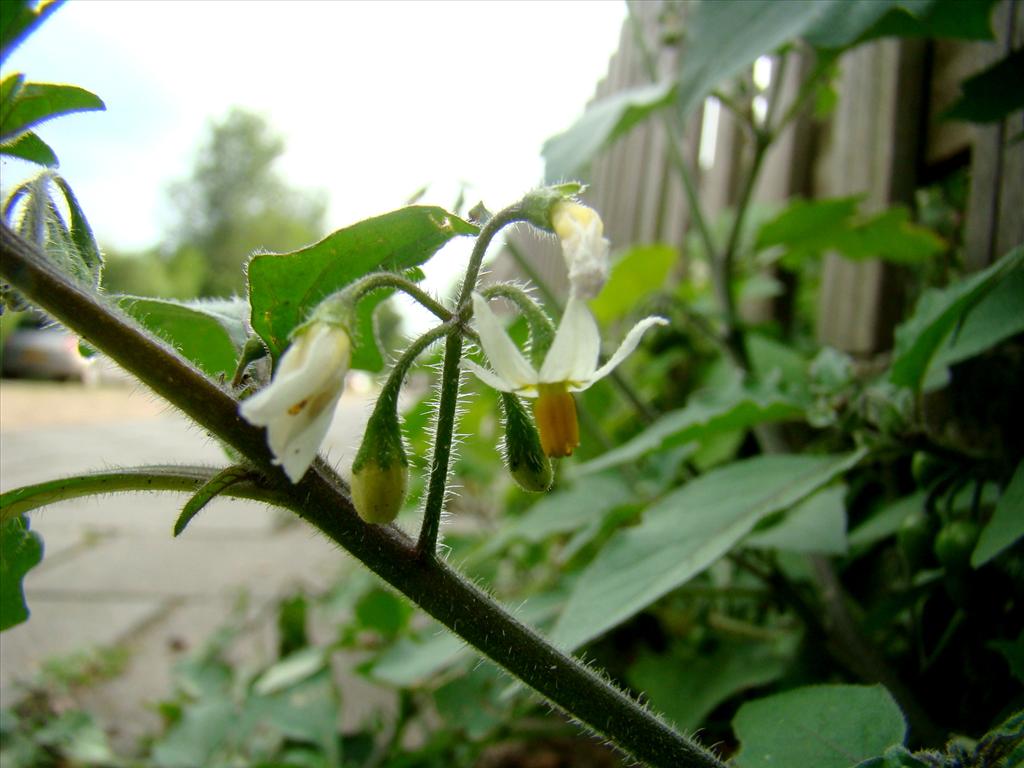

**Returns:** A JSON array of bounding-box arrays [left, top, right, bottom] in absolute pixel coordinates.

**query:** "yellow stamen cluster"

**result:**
[[532, 382, 580, 458]]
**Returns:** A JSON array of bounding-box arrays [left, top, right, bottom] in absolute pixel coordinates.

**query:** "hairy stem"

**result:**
[[417, 206, 529, 555], [1, 222, 724, 768], [346, 271, 453, 323]]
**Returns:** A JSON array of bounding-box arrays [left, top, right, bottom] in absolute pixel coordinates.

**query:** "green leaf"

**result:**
[[247, 670, 340, 764], [854, 0, 997, 44], [433, 663, 507, 740], [758, 197, 944, 266], [117, 296, 246, 379], [629, 638, 793, 733], [472, 474, 633, 559], [732, 684, 907, 768], [248, 206, 475, 371], [0, 514, 43, 631], [551, 450, 865, 650], [354, 586, 412, 639], [542, 80, 676, 183], [591, 244, 676, 324], [0, 1, 62, 66], [989, 630, 1024, 683], [847, 492, 926, 550], [945, 48, 1024, 124], [972, 460, 1024, 568], [889, 246, 1024, 390], [0, 82, 105, 143], [151, 699, 236, 768], [252, 647, 326, 696], [576, 377, 804, 475], [745, 484, 848, 554], [0, 130, 57, 166], [802, 0, 936, 48], [924, 266, 1024, 391], [366, 630, 466, 688]]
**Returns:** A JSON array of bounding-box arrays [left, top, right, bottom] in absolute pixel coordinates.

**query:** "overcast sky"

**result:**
[[4, 0, 627, 254]]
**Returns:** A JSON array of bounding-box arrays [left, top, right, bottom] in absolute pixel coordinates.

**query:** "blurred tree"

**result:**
[[101, 245, 206, 299], [166, 108, 326, 296]]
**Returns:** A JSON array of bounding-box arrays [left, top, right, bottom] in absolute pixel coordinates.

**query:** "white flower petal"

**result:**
[[239, 322, 350, 482], [539, 294, 600, 384], [273, 383, 344, 482], [464, 359, 518, 393], [471, 293, 538, 389], [586, 315, 668, 385]]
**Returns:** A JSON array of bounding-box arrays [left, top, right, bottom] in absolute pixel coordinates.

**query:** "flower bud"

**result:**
[[351, 391, 409, 524], [500, 392, 553, 493], [551, 201, 609, 301]]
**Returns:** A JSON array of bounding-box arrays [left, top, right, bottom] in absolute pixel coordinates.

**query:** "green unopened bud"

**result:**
[[351, 386, 408, 524], [500, 392, 553, 493], [520, 183, 586, 232]]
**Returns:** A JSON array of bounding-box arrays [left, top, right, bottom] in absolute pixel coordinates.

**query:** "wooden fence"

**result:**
[[500, 0, 1022, 356]]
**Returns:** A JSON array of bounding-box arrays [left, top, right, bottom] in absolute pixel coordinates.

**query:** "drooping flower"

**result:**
[[551, 201, 610, 300], [240, 322, 350, 482], [466, 292, 666, 458]]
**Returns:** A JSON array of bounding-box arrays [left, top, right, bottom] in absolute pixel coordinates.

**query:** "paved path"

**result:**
[[0, 380, 387, 750]]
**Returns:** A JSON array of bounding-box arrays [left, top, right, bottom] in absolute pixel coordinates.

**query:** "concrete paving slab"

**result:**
[[27, 523, 347, 598], [0, 595, 167, 708]]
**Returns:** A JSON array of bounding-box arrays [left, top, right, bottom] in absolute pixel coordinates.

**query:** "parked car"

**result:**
[[1, 326, 95, 381]]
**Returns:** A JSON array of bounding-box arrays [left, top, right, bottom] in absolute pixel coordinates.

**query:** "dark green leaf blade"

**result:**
[[889, 245, 1023, 390], [0, 82, 105, 143], [732, 684, 906, 768], [117, 296, 245, 379], [945, 48, 1024, 124], [551, 450, 865, 650], [0, 129, 57, 166], [0, 514, 44, 631], [629, 639, 793, 733], [0, 1, 63, 66], [247, 206, 476, 371], [972, 460, 1024, 568]]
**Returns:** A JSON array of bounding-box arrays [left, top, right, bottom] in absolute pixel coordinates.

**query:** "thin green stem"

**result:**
[[346, 271, 452, 323], [1, 222, 727, 768], [417, 206, 529, 556], [0, 465, 292, 522], [480, 282, 556, 363]]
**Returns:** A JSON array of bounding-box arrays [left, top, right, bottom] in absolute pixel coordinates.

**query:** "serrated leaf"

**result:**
[[542, 81, 675, 183], [0, 1, 63, 66], [0, 129, 57, 166], [551, 450, 865, 650], [0, 514, 44, 631], [576, 377, 803, 475], [0, 82, 105, 143], [732, 684, 906, 768], [117, 296, 245, 378], [248, 206, 475, 371], [972, 460, 1024, 568], [889, 246, 1023, 390], [590, 243, 676, 325]]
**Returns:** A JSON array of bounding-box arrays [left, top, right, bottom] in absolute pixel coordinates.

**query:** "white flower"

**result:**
[[551, 201, 610, 300], [466, 292, 666, 457], [240, 322, 350, 482]]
